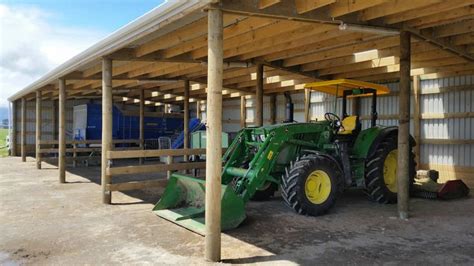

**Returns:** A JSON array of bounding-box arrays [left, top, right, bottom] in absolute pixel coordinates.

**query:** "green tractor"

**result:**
[[153, 79, 416, 234]]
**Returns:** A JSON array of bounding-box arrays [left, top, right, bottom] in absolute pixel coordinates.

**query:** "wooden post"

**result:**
[[58, 79, 66, 183], [35, 91, 42, 169], [21, 98, 26, 162], [269, 94, 276, 124], [240, 96, 246, 128], [397, 31, 411, 220], [11, 100, 17, 156], [139, 89, 145, 165], [255, 63, 264, 127], [101, 57, 113, 204], [205, 7, 223, 262], [304, 88, 311, 122], [184, 80, 190, 163], [52, 100, 58, 140], [72, 143, 77, 168], [413, 75, 421, 170], [352, 97, 361, 116], [196, 101, 201, 120]]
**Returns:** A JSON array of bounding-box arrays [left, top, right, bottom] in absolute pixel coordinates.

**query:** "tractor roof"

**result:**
[[304, 79, 390, 97]]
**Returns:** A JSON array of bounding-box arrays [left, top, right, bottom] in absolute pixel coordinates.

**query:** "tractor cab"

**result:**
[[304, 79, 390, 138]]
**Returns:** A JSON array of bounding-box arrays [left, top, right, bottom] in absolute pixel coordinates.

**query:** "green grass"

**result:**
[[0, 128, 8, 157]]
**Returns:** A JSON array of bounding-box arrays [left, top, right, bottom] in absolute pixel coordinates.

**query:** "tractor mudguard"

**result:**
[[352, 126, 415, 159]]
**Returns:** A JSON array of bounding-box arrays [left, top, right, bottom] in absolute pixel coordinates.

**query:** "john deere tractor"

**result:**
[[153, 79, 416, 234]]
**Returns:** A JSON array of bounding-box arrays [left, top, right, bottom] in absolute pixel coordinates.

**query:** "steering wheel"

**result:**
[[324, 112, 343, 131]]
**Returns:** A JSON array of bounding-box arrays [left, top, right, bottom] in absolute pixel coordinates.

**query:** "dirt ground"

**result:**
[[1, 156, 473, 265]]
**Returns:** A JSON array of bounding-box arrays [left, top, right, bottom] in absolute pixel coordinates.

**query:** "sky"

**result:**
[[0, 0, 165, 108]]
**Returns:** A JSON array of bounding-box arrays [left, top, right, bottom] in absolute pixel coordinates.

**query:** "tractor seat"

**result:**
[[339, 116, 360, 135]]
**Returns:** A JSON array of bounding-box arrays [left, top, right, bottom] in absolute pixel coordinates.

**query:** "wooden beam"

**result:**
[[397, 30, 411, 220], [269, 94, 276, 124], [240, 96, 246, 128], [20, 98, 26, 162], [205, 7, 223, 262], [295, 0, 336, 14], [58, 79, 66, 183], [106, 180, 168, 192], [259, 0, 281, 9], [405, 26, 474, 62], [304, 88, 311, 122], [101, 58, 113, 204], [184, 80, 190, 163], [413, 75, 421, 170], [139, 89, 144, 165], [35, 91, 42, 169], [11, 100, 17, 156], [107, 161, 206, 176], [255, 64, 264, 126]]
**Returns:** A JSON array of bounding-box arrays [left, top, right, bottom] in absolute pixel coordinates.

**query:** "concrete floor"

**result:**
[[1, 156, 473, 265]]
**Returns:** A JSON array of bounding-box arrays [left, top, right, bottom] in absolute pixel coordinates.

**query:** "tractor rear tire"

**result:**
[[365, 135, 416, 204], [281, 154, 343, 216]]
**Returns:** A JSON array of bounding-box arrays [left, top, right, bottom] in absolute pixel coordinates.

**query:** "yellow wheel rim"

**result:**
[[305, 170, 331, 204], [383, 149, 398, 193]]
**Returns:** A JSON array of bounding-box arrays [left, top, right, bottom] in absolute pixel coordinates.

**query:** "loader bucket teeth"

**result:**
[[153, 173, 246, 235]]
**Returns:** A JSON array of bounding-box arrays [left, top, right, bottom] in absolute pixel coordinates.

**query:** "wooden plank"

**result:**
[[413, 76, 421, 170], [384, 0, 473, 24], [397, 30, 411, 219], [359, 0, 441, 21], [107, 161, 206, 176], [255, 64, 264, 126], [240, 96, 246, 128], [106, 179, 168, 192], [420, 139, 474, 145], [329, 0, 389, 17], [36, 91, 42, 169], [259, 0, 281, 9], [102, 58, 113, 204], [21, 98, 26, 162], [107, 148, 206, 159], [295, 0, 336, 14], [58, 80, 66, 183]]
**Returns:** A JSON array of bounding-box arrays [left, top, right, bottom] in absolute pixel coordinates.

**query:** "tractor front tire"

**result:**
[[251, 182, 278, 201], [365, 135, 416, 204], [281, 154, 343, 216]]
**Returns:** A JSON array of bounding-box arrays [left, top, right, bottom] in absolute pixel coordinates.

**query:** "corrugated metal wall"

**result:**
[[219, 75, 474, 186], [11, 76, 473, 185]]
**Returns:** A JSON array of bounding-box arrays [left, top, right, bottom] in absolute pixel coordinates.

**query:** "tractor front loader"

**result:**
[[153, 79, 416, 234]]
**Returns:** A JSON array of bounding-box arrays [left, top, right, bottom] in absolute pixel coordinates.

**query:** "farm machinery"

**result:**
[[153, 79, 416, 234]]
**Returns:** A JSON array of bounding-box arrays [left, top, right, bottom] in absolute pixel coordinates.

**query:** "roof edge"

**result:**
[[8, 0, 212, 102]]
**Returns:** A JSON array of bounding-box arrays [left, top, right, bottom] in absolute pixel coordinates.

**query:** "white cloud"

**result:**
[[0, 4, 106, 107]]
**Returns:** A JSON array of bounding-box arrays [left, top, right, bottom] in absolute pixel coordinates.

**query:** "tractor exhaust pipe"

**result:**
[[284, 92, 294, 123]]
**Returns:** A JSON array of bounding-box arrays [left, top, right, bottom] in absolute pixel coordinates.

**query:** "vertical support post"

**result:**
[[304, 88, 311, 122], [11, 100, 17, 156], [196, 101, 201, 120], [139, 89, 145, 165], [36, 91, 42, 169], [52, 100, 58, 140], [205, 7, 223, 262], [352, 97, 361, 116], [72, 142, 77, 168], [184, 80, 190, 162], [255, 64, 264, 127], [413, 75, 421, 170], [21, 98, 26, 162], [269, 94, 276, 124], [240, 96, 246, 128], [397, 31, 411, 220], [101, 58, 113, 204], [58, 79, 66, 183]]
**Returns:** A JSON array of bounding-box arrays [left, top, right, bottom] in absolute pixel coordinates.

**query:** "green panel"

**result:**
[[191, 131, 229, 149]]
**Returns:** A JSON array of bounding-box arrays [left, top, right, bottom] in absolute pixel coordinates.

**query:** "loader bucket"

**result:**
[[153, 173, 246, 235]]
